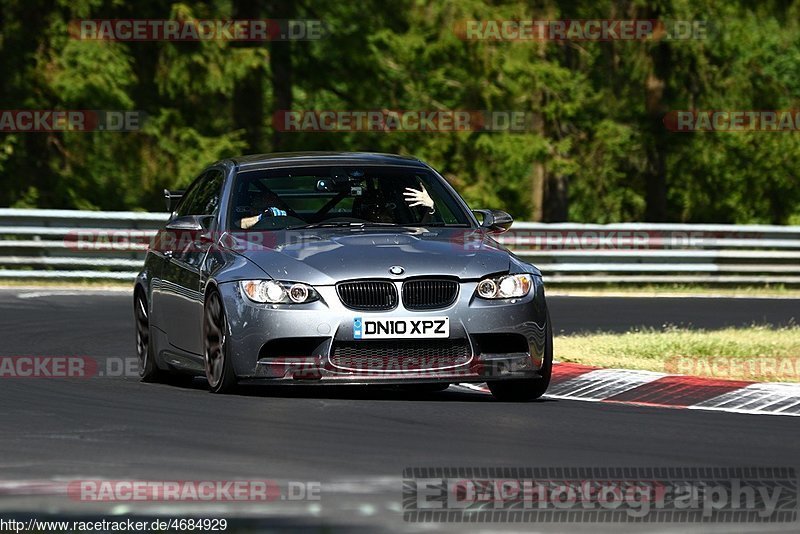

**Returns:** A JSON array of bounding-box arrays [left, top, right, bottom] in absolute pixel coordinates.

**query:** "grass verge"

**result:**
[[2, 280, 800, 297], [547, 283, 800, 298], [0, 279, 133, 290], [555, 326, 800, 382]]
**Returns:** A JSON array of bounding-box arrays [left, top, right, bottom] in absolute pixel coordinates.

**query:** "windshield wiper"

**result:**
[[410, 223, 469, 227], [286, 221, 399, 230]]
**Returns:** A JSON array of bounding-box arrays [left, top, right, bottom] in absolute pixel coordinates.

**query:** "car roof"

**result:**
[[230, 151, 427, 171]]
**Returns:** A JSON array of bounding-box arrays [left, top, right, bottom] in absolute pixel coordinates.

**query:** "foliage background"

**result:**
[[1, 0, 799, 224]]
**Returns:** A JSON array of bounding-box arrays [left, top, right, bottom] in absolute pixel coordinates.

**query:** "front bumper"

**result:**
[[218, 278, 548, 384]]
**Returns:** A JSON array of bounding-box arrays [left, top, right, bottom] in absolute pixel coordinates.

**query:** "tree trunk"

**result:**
[[642, 7, 670, 222], [530, 162, 545, 222], [232, 0, 266, 153], [543, 171, 568, 222], [540, 2, 571, 223], [644, 67, 668, 222], [529, 109, 545, 221], [0, 0, 56, 206], [268, 0, 294, 152]]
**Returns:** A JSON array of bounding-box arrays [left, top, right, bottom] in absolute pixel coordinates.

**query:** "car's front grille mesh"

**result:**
[[402, 279, 459, 310], [336, 281, 398, 311], [330, 339, 472, 372]]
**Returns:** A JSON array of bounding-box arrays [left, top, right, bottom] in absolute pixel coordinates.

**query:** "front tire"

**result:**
[[135, 290, 169, 382], [204, 289, 237, 393], [487, 310, 553, 402]]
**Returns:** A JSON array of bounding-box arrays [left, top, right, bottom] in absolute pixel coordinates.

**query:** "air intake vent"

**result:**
[[402, 279, 459, 310], [330, 339, 472, 372], [336, 281, 398, 311]]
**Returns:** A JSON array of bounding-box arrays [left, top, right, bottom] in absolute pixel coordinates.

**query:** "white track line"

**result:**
[[545, 369, 667, 401], [690, 382, 800, 416], [458, 369, 800, 418], [17, 290, 129, 299]]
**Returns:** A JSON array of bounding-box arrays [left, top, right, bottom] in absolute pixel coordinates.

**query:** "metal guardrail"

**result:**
[[1, 208, 799, 284], [0, 208, 163, 282]]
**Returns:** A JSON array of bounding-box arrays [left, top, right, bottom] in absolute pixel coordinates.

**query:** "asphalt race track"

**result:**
[[549, 294, 799, 334], [1, 289, 799, 532]]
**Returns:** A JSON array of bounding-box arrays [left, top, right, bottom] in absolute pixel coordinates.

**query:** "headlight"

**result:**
[[475, 274, 533, 299], [239, 280, 319, 304]]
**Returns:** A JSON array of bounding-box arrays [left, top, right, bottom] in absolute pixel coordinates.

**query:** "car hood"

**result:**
[[227, 227, 521, 285]]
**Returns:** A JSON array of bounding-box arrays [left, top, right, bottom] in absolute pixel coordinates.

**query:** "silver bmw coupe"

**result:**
[[134, 152, 552, 401]]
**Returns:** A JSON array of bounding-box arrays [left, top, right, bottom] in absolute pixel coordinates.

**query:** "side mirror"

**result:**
[[165, 215, 208, 232], [164, 189, 185, 212], [472, 209, 513, 234]]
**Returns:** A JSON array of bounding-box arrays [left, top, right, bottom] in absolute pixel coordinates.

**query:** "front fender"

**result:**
[[206, 247, 271, 285]]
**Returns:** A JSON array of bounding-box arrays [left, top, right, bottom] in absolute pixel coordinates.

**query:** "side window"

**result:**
[[174, 172, 208, 217], [199, 170, 225, 215], [175, 170, 224, 217]]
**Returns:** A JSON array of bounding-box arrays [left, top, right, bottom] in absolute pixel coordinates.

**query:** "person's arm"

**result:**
[[403, 184, 436, 223], [239, 207, 288, 229], [239, 214, 261, 229]]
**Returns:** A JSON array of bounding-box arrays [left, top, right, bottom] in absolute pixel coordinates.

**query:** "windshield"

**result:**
[[228, 165, 472, 231]]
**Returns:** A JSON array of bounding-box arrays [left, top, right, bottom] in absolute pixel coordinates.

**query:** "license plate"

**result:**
[[353, 316, 449, 339]]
